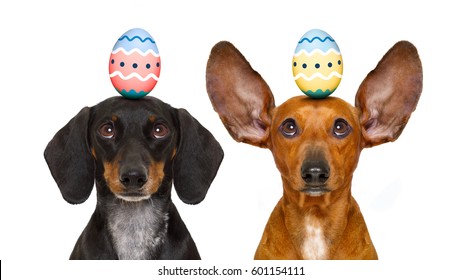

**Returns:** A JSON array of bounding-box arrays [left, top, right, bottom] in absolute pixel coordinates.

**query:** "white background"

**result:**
[[1, 0, 460, 279]]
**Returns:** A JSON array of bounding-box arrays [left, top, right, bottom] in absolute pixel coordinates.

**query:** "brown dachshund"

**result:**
[[206, 40, 422, 259]]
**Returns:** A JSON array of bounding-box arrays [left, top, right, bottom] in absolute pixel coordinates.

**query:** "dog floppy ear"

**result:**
[[355, 41, 423, 148], [44, 107, 95, 204], [173, 109, 224, 205], [206, 41, 275, 148]]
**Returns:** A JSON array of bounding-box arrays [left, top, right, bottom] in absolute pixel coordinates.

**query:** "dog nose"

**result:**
[[301, 161, 330, 185], [120, 170, 148, 189]]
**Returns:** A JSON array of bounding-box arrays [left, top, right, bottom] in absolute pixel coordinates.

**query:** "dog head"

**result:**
[[45, 96, 224, 205], [206, 41, 422, 202]]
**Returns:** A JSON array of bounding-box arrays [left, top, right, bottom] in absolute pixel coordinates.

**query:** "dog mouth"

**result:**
[[108, 179, 162, 202], [115, 192, 152, 202], [301, 185, 331, 197]]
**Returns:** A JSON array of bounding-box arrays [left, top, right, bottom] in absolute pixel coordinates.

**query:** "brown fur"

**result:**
[[206, 41, 422, 259], [103, 160, 165, 198]]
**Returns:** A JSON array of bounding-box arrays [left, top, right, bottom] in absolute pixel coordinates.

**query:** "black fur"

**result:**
[[44, 96, 224, 260]]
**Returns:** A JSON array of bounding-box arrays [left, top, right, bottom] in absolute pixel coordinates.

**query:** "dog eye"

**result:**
[[333, 119, 351, 138], [152, 123, 169, 139], [280, 119, 298, 138], [98, 122, 115, 139]]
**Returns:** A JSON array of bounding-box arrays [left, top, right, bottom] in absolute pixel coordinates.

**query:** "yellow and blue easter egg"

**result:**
[[109, 28, 161, 99], [292, 29, 343, 99]]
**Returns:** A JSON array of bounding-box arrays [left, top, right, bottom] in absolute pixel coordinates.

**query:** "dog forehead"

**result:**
[[92, 96, 174, 122], [274, 96, 358, 125]]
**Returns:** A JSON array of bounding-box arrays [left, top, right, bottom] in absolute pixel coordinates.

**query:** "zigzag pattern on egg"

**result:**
[[292, 29, 343, 99], [109, 28, 161, 99]]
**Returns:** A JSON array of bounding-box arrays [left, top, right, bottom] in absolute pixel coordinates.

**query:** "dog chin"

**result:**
[[301, 186, 330, 197], [305, 191, 327, 197], [115, 193, 152, 202]]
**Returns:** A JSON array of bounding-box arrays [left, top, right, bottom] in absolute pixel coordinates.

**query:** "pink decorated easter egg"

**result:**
[[109, 28, 160, 99]]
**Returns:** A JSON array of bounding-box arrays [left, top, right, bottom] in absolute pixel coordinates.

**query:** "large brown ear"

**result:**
[[355, 41, 423, 147], [206, 41, 275, 148]]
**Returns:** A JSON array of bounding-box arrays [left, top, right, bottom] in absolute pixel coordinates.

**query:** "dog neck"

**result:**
[[281, 179, 353, 260], [105, 197, 169, 260]]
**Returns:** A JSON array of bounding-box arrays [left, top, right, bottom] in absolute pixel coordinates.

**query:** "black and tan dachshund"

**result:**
[[44, 96, 224, 260]]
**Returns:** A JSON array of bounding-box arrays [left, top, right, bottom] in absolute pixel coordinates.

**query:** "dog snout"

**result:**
[[301, 161, 330, 185], [119, 168, 148, 189], [118, 142, 150, 190]]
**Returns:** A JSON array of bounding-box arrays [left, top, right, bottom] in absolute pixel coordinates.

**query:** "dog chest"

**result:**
[[107, 201, 168, 260], [301, 218, 327, 260]]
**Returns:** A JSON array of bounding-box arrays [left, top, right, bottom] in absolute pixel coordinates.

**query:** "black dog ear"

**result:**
[[173, 109, 224, 204], [44, 107, 95, 204]]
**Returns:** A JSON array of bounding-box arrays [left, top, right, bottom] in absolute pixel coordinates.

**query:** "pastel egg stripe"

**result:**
[[293, 51, 343, 77], [113, 42, 158, 53], [296, 76, 342, 92], [112, 47, 160, 57], [293, 48, 341, 57], [111, 76, 156, 93], [109, 71, 159, 81], [113, 31, 159, 53], [302, 89, 334, 98], [118, 35, 155, 44], [294, 71, 343, 81], [118, 89, 150, 96], [295, 40, 340, 54], [294, 29, 340, 54], [109, 54, 160, 79], [298, 36, 335, 44]]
